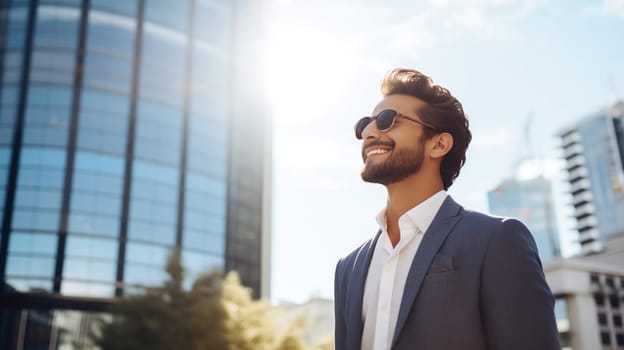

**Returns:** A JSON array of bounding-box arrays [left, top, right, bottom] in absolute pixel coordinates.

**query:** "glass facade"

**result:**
[[577, 114, 624, 240], [0, 0, 269, 347], [560, 104, 624, 254], [488, 176, 561, 263]]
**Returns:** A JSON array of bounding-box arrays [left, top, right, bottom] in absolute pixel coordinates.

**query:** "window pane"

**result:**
[[144, 0, 189, 32], [126, 218, 175, 245], [8, 232, 57, 255], [124, 264, 166, 288], [19, 147, 66, 169], [14, 188, 63, 210], [91, 0, 137, 16], [33, 5, 80, 50], [74, 151, 124, 175], [193, 1, 232, 49], [182, 228, 224, 255], [67, 212, 119, 237], [11, 209, 60, 232], [63, 257, 116, 282], [86, 9, 136, 56], [6, 255, 55, 277], [185, 172, 226, 197], [65, 235, 117, 260]]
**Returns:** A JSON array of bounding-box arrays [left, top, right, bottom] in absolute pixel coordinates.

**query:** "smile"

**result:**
[[365, 148, 391, 161], [367, 148, 388, 156]]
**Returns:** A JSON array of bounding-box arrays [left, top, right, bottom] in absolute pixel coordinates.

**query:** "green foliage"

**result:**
[[93, 248, 313, 350]]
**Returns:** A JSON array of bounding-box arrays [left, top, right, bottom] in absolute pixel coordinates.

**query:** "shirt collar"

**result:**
[[402, 190, 447, 234], [375, 190, 448, 237]]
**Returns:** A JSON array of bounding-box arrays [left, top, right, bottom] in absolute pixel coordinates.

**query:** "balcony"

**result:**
[[572, 191, 593, 206], [574, 202, 596, 218], [568, 167, 588, 182], [576, 216, 598, 231], [579, 240, 603, 255], [561, 130, 581, 148], [563, 143, 584, 160], [569, 179, 591, 194], [565, 154, 586, 172]]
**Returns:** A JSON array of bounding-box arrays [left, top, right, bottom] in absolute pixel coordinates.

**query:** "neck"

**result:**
[[383, 170, 444, 246]]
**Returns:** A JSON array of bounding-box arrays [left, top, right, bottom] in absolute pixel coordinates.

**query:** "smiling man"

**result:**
[[333, 68, 560, 350]]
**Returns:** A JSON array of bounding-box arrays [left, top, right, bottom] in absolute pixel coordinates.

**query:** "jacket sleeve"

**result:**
[[334, 257, 347, 350], [480, 218, 560, 350]]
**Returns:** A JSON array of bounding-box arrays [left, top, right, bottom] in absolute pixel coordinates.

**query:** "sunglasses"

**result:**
[[354, 109, 438, 139]]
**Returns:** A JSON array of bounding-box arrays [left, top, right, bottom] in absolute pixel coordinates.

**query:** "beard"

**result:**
[[361, 140, 425, 185]]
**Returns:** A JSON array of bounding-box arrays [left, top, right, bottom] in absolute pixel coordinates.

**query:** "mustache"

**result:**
[[362, 140, 395, 159]]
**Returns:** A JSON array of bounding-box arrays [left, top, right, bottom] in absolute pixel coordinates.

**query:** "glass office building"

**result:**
[[559, 102, 624, 255], [488, 176, 561, 263], [0, 0, 270, 347]]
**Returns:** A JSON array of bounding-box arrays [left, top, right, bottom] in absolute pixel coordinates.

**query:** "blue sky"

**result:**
[[265, 0, 624, 303]]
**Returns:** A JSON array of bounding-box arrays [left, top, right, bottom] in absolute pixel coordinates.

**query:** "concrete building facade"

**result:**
[[545, 234, 624, 349]]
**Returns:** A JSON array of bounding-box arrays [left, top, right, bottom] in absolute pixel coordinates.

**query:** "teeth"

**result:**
[[367, 149, 388, 157]]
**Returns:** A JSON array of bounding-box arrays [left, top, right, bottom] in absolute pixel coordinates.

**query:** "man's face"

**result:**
[[360, 94, 431, 185]]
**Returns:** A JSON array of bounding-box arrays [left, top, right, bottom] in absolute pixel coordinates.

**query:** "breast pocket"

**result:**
[[426, 252, 454, 275]]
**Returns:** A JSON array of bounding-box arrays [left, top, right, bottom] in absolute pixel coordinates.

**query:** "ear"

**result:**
[[429, 133, 453, 159]]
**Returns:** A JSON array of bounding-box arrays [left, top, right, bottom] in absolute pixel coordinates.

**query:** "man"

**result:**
[[334, 68, 560, 350]]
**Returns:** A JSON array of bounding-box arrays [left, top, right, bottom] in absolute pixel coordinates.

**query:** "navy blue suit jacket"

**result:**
[[334, 196, 560, 350]]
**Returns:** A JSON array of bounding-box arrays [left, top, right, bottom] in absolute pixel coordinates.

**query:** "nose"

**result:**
[[361, 119, 380, 141]]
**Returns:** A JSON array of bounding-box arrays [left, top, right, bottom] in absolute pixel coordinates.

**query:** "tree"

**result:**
[[94, 249, 311, 350]]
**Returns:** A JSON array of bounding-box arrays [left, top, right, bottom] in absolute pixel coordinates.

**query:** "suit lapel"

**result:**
[[391, 196, 463, 347], [346, 230, 381, 350]]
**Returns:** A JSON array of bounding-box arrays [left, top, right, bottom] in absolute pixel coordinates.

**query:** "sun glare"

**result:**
[[264, 25, 356, 123]]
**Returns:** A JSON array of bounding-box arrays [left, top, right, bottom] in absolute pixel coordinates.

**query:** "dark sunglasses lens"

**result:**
[[376, 110, 397, 131], [355, 117, 372, 139]]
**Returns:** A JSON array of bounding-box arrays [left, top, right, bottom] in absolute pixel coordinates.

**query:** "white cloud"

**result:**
[[581, 0, 624, 19], [446, 8, 504, 39], [427, 0, 544, 13], [266, 0, 550, 80], [589, 0, 624, 19], [343, 0, 549, 64]]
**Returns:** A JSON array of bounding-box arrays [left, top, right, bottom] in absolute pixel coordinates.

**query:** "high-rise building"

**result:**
[[559, 102, 624, 255], [488, 175, 561, 263], [0, 0, 270, 348], [545, 233, 624, 350]]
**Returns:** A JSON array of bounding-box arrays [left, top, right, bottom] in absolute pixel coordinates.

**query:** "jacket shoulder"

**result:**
[[337, 233, 377, 274], [460, 208, 529, 233]]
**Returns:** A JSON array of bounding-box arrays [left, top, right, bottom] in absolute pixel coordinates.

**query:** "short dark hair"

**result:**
[[380, 68, 472, 190]]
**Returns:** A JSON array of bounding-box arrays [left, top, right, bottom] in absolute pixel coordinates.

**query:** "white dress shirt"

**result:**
[[361, 190, 447, 350]]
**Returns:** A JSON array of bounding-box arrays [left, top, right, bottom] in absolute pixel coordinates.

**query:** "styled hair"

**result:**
[[380, 68, 472, 189]]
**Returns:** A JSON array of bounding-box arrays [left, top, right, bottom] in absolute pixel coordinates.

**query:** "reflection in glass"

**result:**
[[0, 0, 265, 311], [140, 22, 187, 107], [33, 5, 79, 50], [144, 0, 189, 33], [193, 1, 232, 49], [6, 254, 54, 279], [91, 0, 137, 16], [124, 242, 170, 288], [67, 212, 118, 237], [9, 232, 57, 255]]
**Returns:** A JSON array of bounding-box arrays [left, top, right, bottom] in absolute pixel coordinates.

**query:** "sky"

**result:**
[[264, 0, 624, 303]]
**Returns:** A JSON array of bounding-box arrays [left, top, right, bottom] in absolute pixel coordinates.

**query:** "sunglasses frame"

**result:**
[[355, 109, 438, 139]]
